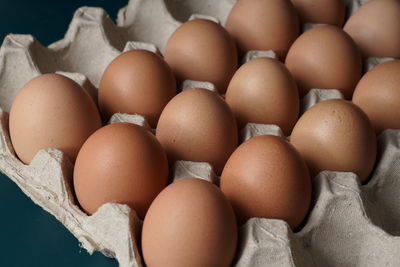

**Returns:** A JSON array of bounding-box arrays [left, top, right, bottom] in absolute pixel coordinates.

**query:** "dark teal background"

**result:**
[[0, 1, 127, 266], [0, 0, 126, 46]]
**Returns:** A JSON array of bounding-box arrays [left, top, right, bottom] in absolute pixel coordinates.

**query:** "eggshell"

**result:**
[[141, 178, 237, 267], [285, 25, 362, 99], [9, 73, 101, 164], [73, 122, 168, 219], [353, 60, 400, 134], [220, 135, 311, 229], [344, 0, 400, 58], [98, 50, 176, 127], [225, 0, 299, 60], [225, 57, 299, 135], [291, 0, 346, 26], [290, 99, 377, 183], [156, 88, 237, 174], [164, 19, 237, 93], [2, 2, 400, 266]]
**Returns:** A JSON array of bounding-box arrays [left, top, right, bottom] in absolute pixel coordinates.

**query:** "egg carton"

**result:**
[[0, 0, 399, 266]]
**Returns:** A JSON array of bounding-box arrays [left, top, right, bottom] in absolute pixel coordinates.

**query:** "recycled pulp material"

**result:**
[[300, 89, 344, 114], [0, 0, 399, 266], [236, 130, 400, 267], [181, 80, 218, 93]]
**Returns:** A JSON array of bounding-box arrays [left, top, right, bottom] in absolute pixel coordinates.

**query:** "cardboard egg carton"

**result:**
[[0, 0, 399, 266]]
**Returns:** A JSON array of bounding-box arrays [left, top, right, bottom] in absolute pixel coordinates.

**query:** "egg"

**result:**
[[164, 19, 237, 93], [156, 88, 237, 174], [225, 0, 299, 60], [344, 0, 400, 58], [285, 25, 362, 99], [9, 73, 101, 164], [225, 57, 299, 135], [291, 0, 346, 26], [220, 135, 311, 229], [142, 178, 237, 267], [290, 99, 376, 183], [98, 50, 176, 127], [73, 123, 168, 219], [353, 60, 400, 134]]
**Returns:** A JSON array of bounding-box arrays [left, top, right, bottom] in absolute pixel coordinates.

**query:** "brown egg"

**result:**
[[344, 0, 400, 58], [291, 0, 346, 26], [353, 60, 400, 134], [9, 73, 101, 164], [225, 0, 299, 60], [285, 25, 361, 99], [73, 123, 168, 219], [220, 135, 311, 229], [98, 50, 176, 127], [164, 19, 237, 93], [290, 99, 376, 183], [156, 88, 237, 174], [225, 57, 299, 135], [142, 178, 237, 267]]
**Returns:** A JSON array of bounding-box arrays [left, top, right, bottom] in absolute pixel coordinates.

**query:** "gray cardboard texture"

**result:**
[[0, 0, 399, 266]]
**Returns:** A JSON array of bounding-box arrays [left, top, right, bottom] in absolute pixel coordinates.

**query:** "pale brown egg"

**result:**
[[225, 57, 299, 135], [142, 178, 237, 267], [225, 0, 299, 60], [9, 73, 101, 164], [220, 135, 311, 229], [353, 60, 400, 134], [156, 88, 237, 174], [285, 25, 362, 99], [98, 50, 176, 127], [73, 123, 168, 219], [344, 0, 400, 58], [290, 99, 376, 183], [164, 19, 237, 93], [291, 0, 346, 26]]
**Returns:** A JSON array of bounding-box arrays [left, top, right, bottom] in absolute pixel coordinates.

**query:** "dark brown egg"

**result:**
[[9, 73, 101, 164], [164, 19, 237, 93], [290, 99, 376, 183], [285, 25, 362, 99], [344, 0, 400, 58], [98, 50, 176, 127], [142, 178, 237, 267], [225, 57, 299, 135], [353, 60, 400, 134], [225, 0, 299, 60], [156, 88, 237, 174], [220, 135, 311, 229], [291, 0, 346, 26], [73, 123, 168, 219]]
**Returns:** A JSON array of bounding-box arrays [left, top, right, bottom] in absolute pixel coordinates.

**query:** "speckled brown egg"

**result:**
[[156, 88, 237, 174], [9, 73, 101, 164], [225, 0, 299, 60], [220, 135, 311, 229], [290, 99, 376, 183], [344, 0, 400, 58], [98, 50, 176, 127], [164, 19, 237, 93], [291, 0, 346, 26], [142, 178, 237, 267], [353, 60, 400, 134], [285, 25, 362, 99], [73, 123, 168, 219], [225, 57, 299, 135]]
